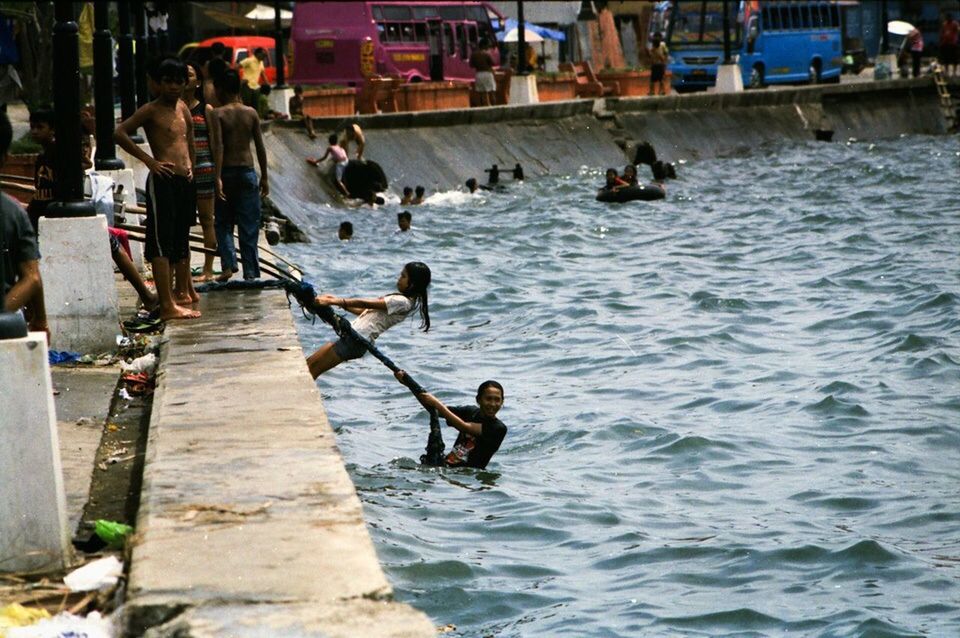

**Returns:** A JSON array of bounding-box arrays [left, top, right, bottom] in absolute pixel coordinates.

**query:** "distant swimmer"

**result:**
[[411, 185, 426, 204], [307, 133, 350, 198], [341, 122, 365, 161], [305, 262, 431, 378], [604, 167, 629, 191], [395, 373, 508, 470], [338, 221, 353, 240], [485, 163, 500, 185], [466, 177, 504, 193], [397, 210, 412, 232], [400, 186, 414, 205], [512, 163, 524, 180], [622, 164, 639, 186]]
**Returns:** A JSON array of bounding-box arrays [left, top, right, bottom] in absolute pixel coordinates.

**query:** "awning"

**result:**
[[245, 4, 292, 23], [497, 18, 566, 42]]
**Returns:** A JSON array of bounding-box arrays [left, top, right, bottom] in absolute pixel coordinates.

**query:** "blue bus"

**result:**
[[661, 1, 844, 92]]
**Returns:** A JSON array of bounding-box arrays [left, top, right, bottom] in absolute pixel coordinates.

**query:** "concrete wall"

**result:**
[[266, 77, 951, 236]]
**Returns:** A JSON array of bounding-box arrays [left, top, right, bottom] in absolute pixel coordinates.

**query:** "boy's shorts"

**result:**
[[333, 333, 367, 361], [335, 159, 349, 181], [144, 173, 196, 262]]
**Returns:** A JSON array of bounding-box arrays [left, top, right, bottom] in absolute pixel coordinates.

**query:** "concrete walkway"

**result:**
[[124, 289, 434, 637]]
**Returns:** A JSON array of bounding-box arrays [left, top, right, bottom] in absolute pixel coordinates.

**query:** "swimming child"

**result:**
[[338, 221, 353, 240], [308, 133, 349, 197], [411, 185, 425, 205], [400, 186, 414, 205], [397, 210, 411, 232], [604, 168, 628, 190], [622, 164, 639, 186], [305, 262, 431, 378]]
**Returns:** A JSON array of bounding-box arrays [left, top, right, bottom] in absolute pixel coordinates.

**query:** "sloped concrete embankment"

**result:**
[[122, 290, 434, 637]]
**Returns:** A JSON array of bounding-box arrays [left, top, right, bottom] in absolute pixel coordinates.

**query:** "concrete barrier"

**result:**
[[123, 290, 434, 636], [0, 332, 72, 573]]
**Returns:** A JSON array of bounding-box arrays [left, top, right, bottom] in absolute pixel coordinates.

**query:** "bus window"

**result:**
[[414, 23, 428, 43], [467, 6, 487, 22], [466, 23, 479, 50], [439, 6, 465, 21], [443, 23, 455, 56], [763, 6, 778, 31], [401, 23, 416, 42], [456, 24, 468, 58], [788, 5, 801, 30], [386, 23, 402, 43], [382, 5, 411, 20], [372, 6, 383, 20]]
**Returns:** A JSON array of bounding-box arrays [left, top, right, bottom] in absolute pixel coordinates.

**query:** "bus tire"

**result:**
[[749, 66, 765, 89], [809, 60, 822, 84]]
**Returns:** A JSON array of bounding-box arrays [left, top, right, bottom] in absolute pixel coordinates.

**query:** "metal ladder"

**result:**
[[931, 64, 957, 132]]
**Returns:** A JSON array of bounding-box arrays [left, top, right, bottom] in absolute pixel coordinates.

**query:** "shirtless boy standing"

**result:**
[[209, 68, 268, 282], [115, 58, 199, 321]]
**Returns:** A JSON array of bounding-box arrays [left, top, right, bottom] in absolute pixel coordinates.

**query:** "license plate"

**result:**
[[691, 69, 707, 75], [315, 39, 334, 49]]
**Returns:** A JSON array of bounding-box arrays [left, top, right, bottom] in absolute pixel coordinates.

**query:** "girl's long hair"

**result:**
[[402, 261, 431, 332], [186, 61, 205, 105]]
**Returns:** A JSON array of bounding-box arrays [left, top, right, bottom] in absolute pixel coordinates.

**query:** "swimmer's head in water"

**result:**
[[398, 210, 412, 231], [466, 178, 478, 192], [651, 161, 668, 181], [338, 221, 353, 240], [623, 164, 637, 181], [476, 380, 504, 417], [403, 186, 413, 197], [415, 185, 425, 197]]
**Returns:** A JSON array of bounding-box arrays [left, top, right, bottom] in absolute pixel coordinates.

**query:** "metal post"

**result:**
[[47, 1, 96, 218], [93, 1, 123, 170], [274, 1, 287, 87], [517, 0, 527, 75], [134, 1, 149, 107], [117, 1, 136, 120], [722, 0, 731, 64], [880, 0, 889, 54]]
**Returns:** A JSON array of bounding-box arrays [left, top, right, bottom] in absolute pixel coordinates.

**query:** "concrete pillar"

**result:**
[[38, 215, 119, 353], [716, 63, 744, 93], [508, 74, 539, 105], [0, 333, 72, 573], [269, 87, 295, 116]]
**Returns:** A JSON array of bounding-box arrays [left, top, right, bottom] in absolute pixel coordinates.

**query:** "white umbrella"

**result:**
[[501, 27, 544, 43], [245, 4, 292, 22], [887, 20, 915, 36]]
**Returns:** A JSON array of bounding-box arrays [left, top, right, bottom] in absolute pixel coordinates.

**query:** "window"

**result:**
[[414, 23, 428, 42], [467, 6, 487, 22], [830, 4, 840, 28], [413, 6, 438, 19], [439, 6, 465, 21], [381, 6, 411, 20], [788, 5, 801, 30], [386, 23, 402, 43], [466, 23, 479, 50], [401, 23, 416, 42], [443, 23, 455, 56], [372, 6, 383, 20]]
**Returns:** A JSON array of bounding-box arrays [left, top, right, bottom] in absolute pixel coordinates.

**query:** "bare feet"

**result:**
[[193, 274, 213, 283], [161, 304, 201, 321], [174, 292, 193, 306], [216, 269, 236, 283], [142, 291, 160, 312]]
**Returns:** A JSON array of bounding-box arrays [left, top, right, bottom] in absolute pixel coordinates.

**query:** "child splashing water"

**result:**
[[306, 262, 431, 378]]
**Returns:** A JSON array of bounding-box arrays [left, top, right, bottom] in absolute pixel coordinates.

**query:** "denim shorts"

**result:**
[[333, 333, 366, 361]]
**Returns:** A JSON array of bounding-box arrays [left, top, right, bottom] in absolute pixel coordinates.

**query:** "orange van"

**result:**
[[183, 36, 287, 84]]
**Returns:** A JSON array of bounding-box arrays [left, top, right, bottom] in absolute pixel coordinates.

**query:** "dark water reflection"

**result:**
[[284, 135, 960, 637]]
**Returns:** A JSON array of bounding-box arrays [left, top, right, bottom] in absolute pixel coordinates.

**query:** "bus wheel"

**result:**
[[749, 66, 764, 89], [808, 62, 822, 84]]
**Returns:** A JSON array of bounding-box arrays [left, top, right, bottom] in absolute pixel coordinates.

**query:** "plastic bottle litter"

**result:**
[[62, 555, 123, 592], [93, 520, 133, 549], [120, 352, 157, 376], [6, 611, 113, 638]]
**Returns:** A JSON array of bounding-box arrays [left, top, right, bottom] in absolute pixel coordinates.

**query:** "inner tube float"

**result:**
[[596, 184, 665, 203], [343, 159, 388, 201]]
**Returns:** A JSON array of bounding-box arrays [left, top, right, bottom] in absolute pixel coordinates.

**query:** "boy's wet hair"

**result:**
[[403, 186, 413, 196], [414, 185, 425, 196], [328, 133, 338, 144], [477, 380, 504, 402], [339, 221, 353, 233], [0, 111, 12, 157], [29, 108, 56, 128], [651, 160, 668, 181], [398, 211, 412, 222], [465, 177, 477, 189], [150, 57, 188, 83], [215, 68, 242, 96]]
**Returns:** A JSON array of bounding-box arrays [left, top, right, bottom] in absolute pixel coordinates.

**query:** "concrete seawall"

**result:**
[[267, 76, 952, 234]]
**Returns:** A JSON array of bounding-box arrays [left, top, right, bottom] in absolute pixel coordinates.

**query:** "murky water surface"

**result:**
[[282, 136, 960, 637]]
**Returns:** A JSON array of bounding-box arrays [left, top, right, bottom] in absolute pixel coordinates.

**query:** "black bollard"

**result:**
[[93, 1, 123, 171], [517, 0, 528, 76], [274, 1, 287, 88], [134, 1, 149, 107], [46, 1, 95, 218]]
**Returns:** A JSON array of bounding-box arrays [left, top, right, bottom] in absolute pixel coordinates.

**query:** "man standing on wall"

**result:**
[[470, 39, 497, 107]]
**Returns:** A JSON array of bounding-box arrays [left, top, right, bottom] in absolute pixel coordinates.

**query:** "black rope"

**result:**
[[283, 279, 445, 465]]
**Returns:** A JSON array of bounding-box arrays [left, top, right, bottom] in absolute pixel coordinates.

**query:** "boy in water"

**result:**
[[411, 185, 425, 205], [397, 210, 412, 232], [209, 68, 269, 282], [396, 373, 508, 469], [338, 221, 353, 240], [114, 58, 199, 321], [400, 186, 414, 205]]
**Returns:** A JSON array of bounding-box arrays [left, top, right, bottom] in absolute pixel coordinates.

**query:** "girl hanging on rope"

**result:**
[[306, 262, 431, 378]]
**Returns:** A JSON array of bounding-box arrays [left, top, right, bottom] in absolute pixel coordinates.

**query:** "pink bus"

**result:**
[[289, 1, 503, 87]]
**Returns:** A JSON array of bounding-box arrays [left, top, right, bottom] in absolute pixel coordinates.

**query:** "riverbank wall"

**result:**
[[267, 76, 952, 235]]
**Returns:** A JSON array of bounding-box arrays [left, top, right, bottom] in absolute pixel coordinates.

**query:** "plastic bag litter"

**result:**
[[6, 611, 113, 638], [93, 520, 133, 549], [63, 556, 123, 592], [47, 351, 80, 365], [0, 604, 51, 633], [120, 353, 156, 376], [117, 388, 132, 401]]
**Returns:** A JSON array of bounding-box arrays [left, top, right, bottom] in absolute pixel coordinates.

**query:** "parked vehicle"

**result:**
[[289, 1, 503, 87], [182, 36, 287, 84], [657, 1, 843, 92]]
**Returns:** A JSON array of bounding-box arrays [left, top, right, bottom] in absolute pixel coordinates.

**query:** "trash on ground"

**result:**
[[5, 611, 113, 638], [48, 351, 80, 365], [0, 604, 51, 633], [62, 556, 123, 592], [93, 521, 133, 550], [120, 353, 156, 376]]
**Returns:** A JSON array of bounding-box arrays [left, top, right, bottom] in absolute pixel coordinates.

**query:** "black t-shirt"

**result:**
[[444, 405, 507, 469], [27, 147, 55, 230], [2, 192, 40, 296]]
